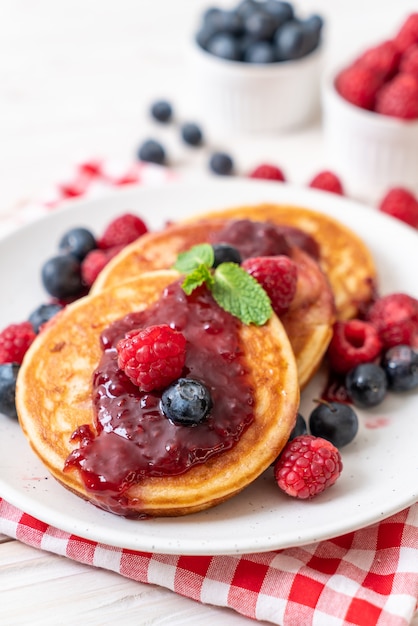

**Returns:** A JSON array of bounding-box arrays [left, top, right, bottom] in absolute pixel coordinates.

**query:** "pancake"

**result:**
[[91, 216, 337, 388], [16, 270, 300, 518]]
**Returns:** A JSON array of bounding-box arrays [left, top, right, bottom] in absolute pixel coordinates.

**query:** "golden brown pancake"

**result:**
[[91, 215, 336, 388], [16, 270, 300, 518]]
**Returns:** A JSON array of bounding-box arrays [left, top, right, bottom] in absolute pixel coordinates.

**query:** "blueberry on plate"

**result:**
[[180, 122, 203, 146], [161, 378, 212, 426], [309, 401, 358, 448], [150, 100, 173, 123], [212, 243, 242, 267], [41, 254, 84, 299], [345, 363, 388, 408], [137, 139, 166, 165], [0, 363, 20, 420], [209, 151, 234, 175], [381, 345, 418, 391], [58, 227, 97, 261], [28, 302, 64, 333]]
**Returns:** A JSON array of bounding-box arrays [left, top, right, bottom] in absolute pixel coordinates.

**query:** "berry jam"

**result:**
[[64, 281, 254, 516]]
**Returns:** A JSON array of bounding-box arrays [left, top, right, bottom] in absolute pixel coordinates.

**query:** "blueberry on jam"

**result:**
[[161, 378, 213, 426], [212, 243, 242, 267]]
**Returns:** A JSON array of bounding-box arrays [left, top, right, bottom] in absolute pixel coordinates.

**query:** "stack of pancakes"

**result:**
[[16, 203, 377, 517]]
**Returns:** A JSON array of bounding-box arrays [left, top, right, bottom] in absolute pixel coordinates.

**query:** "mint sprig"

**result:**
[[173, 244, 272, 326]]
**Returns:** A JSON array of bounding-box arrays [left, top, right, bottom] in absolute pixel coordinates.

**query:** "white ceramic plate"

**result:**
[[1, 179, 417, 555]]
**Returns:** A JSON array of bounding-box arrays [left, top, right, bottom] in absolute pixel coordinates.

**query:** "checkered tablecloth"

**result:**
[[1, 160, 417, 626]]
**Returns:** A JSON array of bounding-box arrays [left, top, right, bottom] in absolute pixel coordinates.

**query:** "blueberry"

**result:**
[[289, 412, 307, 440], [381, 345, 418, 391], [309, 401, 358, 448], [180, 122, 203, 146], [41, 254, 84, 299], [205, 9, 244, 36], [137, 139, 166, 165], [244, 41, 276, 63], [209, 152, 234, 175], [58, 227, 97, 261], [299, 14, 324, 55], [212, 243, 242, 267], [0, 363, 20, 420], [262, 1, 294, 25], [28, 302, 64, 333], [161, 378, 212, 426], [236, 0, 259, 20], [150, 100, 173, 123], [244, 10, 277, 41], [274, 20, 306, 60], [207, 33, 242, 61], [345, 363, 388, 408]]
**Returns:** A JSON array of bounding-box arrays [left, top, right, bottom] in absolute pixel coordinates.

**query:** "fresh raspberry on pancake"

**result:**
[[0, 322, 36, 365], [117, 324, 187, 392], [98, 212, 148, 249], [366, 293, 418, 349], [242, 255, 298, 316], [327, 319, 383, 374], [274, 435, 343, 499]]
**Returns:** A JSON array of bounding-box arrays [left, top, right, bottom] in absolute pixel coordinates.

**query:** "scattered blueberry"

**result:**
[[41, 254, 84, 299], [309, 401, 358, 448], [28, 303, 64, 333], [138, 139, 166, 165], [0, 363, 20, 420], [161, 378, 213, 426], [289, 412, 307, 440], [212, 243, 242, 267], [58, 227, 97, 261], [345, 363, 388, 408], [209, 151, 234, 175], [181, 122, 203, 146], [150, 100, 173, 123], [381, 345, 418, 391]]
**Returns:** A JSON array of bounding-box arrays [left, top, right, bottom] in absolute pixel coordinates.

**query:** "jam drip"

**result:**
[[64, 281, 254, 515]]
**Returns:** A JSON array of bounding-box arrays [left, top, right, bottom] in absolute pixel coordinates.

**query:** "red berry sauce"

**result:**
[[64, 281, 254, 516]]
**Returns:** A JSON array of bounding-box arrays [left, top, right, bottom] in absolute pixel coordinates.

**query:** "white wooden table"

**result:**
[[0, 1, 417, 623]]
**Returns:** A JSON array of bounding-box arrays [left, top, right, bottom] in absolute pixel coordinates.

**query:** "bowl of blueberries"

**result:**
[[188, 0, 324, 133]]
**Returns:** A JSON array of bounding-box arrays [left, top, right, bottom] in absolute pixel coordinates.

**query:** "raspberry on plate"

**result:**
[[327, 319, 383, 375], [117, 324, 187, 392], [0, 321, 36, 365], [366, 292, 418, 349], [98, 213, 148, 249], [242, 255, 298, 316], [375, 73, 418, 120], [274, 435, 343, 499], [248, 163, 286, 182], [81, 245, 124, 287], [378, 187, 418, 228], [335, 64, 383, 110], [308, 170, 344, 195]]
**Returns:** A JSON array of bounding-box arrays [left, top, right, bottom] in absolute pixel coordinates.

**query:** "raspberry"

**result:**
[[0, 321, 36, 365], [399, 44, 418, 79], [81, 245, 124, 287], [375, 73, 418, 120], [308, 170, 344, 195], [117, 324, 187, 392], [327, 319, 383, 375], [248, 164, 286, 182], [356, 40, 400, 80], [98, 213, 148, 249], [378, 187, 418, 228], [274, 435, 343, 499], [366, 293, 418, 349], [242, 255, 298, 316], [394, 13, 418, 53], [335, 64, 383, 110]]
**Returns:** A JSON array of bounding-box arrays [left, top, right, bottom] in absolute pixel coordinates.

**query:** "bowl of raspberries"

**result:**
[[322, 12, 418, 203], [188, 0, 324, 133]]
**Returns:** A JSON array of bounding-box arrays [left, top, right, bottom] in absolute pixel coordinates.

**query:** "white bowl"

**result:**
[[322, 71, 418, 204], [187, 39, 323, 134]]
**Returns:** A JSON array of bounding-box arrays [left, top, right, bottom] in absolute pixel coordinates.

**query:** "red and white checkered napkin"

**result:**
[[1, 160, 418, 626]]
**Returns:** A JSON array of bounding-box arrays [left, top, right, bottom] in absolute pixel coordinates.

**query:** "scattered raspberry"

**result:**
[[356, 40, 400, 81], [378, 187, 418, 228], [308, 170, 344, 195], [242, 255, 298, 316], [335, 64, 383, 110], [399, 44, 418, 79], [98, 213, 148, 249], [248, 164, 286, 182], [274, 435, 343, 499], [375, 73, 418, 119], [327, 319, 383, 375], [394, 13, 418, 53], [81, 245, 124, 287], [117, 324, 187, 392], [0, 321, 36, 365], [366, 293, 418, 349]]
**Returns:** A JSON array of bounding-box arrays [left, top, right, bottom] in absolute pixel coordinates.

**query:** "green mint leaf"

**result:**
[[211, 263, 273, 326], [174, 244, 214, 274], [181, 263, 214, 295]]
